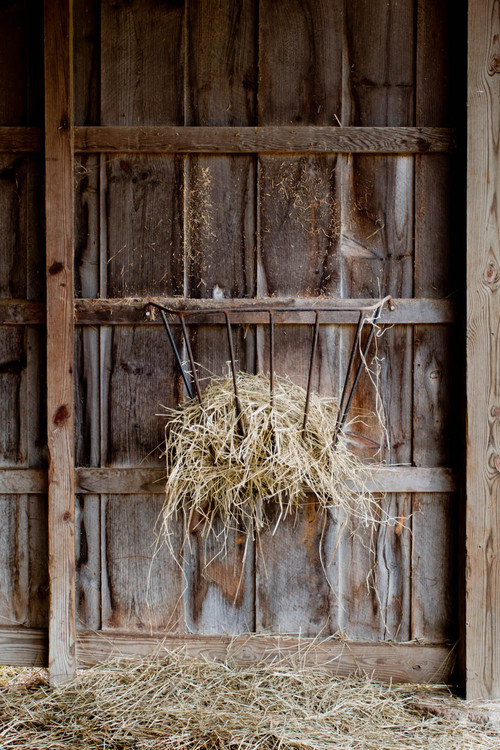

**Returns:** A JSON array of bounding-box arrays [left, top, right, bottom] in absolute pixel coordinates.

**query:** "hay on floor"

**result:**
[[1, 652, 499, 749], [159, 372, 384, 544]]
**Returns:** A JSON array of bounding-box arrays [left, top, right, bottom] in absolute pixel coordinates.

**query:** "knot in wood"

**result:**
[[484, 261, 498, 284], [488, 55, 500, 75], [54, 404, 69, 425], [48, 261, 64, 275]]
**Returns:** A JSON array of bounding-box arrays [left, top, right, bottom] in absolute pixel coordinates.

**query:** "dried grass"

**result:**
[[1, 652, 499, 749], [159, 372, 384, 549]]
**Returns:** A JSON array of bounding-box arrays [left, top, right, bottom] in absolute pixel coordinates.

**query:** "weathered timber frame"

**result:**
[[0, 0, 494, 698], [466, 0, 500, 700]]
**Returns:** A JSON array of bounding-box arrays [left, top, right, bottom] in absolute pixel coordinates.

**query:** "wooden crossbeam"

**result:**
[[0, 467, 457, 495], [0, 125, 455, 154], [0, 297, 456, 325], [74, 125, 454, 154], [0, 628, 453, 684]]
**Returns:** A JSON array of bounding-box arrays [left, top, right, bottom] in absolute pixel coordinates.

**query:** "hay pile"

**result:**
[[160, 372, 382, 541], [1, 653, 498, 749]]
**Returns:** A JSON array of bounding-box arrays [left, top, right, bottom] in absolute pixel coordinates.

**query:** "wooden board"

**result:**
[[466, 0, 500, 699], [99, 0, 186, 634], [72, 125, 455, 154], [256, 0, 343, 636], [183, 0, 257, 634], [74, 146, 101, 630], [0, 627, 453, 684], [338, 0, 415, 642], [412, 0, 458, 646], [44, 0, 76, 684]]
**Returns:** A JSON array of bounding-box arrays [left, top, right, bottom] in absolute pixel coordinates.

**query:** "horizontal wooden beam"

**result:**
[[75, 467, 457, 494], [0, 300, 45, 325], [0, 467, 457, 494], [74, 297, 456, 326], [0, 627, 48, 666], [0, 628, 453, 683], [73, 125, 454, 154], [0, 127, 42, 152], [0, 469, 48, 493], [0, 126, 455, 155], [0, 298, 456, 326]]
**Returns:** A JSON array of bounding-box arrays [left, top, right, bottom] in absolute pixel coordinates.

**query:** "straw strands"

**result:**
[[1, 652, 499, 749], [159, 372, 384, 544]]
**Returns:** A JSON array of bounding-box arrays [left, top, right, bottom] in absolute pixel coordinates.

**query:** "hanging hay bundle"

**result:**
[[159, 372, 384, 541]]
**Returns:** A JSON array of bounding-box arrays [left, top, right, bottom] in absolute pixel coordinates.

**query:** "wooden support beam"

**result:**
[[0, 299, 45, 324], [0, 126, 455, 155], [73, 125, 454, 154], [0, 297, 456, 326], [74, 466, 456, 495], [72, 297, 456, 326], [0, 628, 453, 684], [0, 126, 42, 152], [466, 0, 500, 700], [44, 0, 76, 685], [0, 467, 456, 495]]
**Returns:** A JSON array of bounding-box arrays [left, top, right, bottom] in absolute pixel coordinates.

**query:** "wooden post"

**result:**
[[44, 0, 76, 684], [467, 0, 500, 699]]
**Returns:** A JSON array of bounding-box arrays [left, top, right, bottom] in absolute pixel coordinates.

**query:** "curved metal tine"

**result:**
[[224, 312, 243, 431], [332, 303, 384, 447], [269, 311, 275, 408], [179, 314, 203, 405], [159, 309, 194, 400], [302, 311, 320, 437], [332, 310, 364, 445]]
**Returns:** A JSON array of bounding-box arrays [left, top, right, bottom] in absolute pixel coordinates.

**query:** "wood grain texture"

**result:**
[[0, 297, 458, 326], [76, 633, 453, 684], [101, 495, 184, 631], [466, 0, 500, 699], [74, 148, 101, 630], [73, 297, 457, 325], [100, 0, 185, 127], [0, 627, 48, 667], [256, 0, 344, 636], [0, 128, 42, 152], [340, 0, 415, 642], [412, 0, 458, 646], [44, 0, 76, 684], [101, 154, 184, 297], [0, 627, 454, 684], [99, 0, 186, 635], [73, 0, 99, 126], [0, 467, 457, 495], [73, 125, 455, 154], [0, 327, 27, 466], [184, 0, 257, 634], [99, 326, 185, 631]]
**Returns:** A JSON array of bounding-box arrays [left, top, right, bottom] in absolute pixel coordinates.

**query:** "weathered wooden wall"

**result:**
[[0, 0, 47, 633], [0, 0, 465, 683]]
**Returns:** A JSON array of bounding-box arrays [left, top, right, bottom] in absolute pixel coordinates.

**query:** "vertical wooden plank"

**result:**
[[73, 0, 103, 634], [184, 0, 257, 633], [75, 147, 101, 631], [73, 0, 99, 127], [99, 0, 186, 633], [466, 0, 500, 700], [413, 0, 457, 644], [340, 0, 414, 641], [256, 0, 343, 636], [44, 0, 75, 684]]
